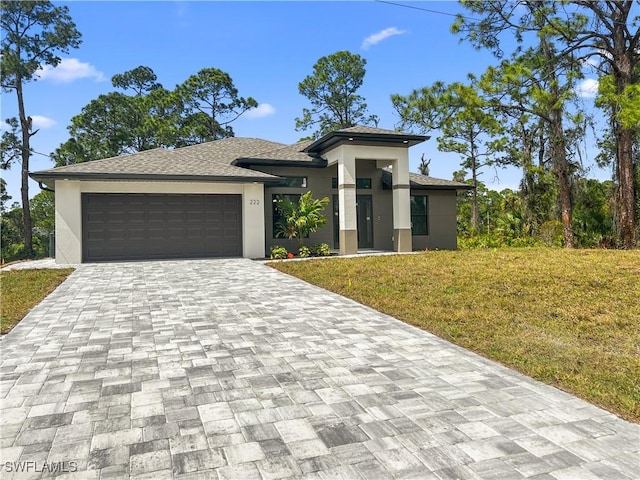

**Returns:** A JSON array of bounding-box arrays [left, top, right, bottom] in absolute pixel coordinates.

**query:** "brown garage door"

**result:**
[[82, 193, 242, 262]]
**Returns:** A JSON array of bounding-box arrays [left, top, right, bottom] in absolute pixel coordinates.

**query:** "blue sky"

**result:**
[[2, 1, 606, 204]]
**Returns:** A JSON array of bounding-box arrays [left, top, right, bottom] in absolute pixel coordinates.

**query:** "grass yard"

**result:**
[[270, 248, 640, 422], [1, 268, 74, 334]]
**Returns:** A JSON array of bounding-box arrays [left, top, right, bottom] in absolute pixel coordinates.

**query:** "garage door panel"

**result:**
[[127, 228, 146, 241], [82, 193, 243, 262]]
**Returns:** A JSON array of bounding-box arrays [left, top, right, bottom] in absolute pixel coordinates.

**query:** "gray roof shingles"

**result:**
[[337, 125, 406, 135], [32, 138, 284, 181], [236, 140, 320, 164], [31, 128, 466, 189], [381, 169, 471, 190]]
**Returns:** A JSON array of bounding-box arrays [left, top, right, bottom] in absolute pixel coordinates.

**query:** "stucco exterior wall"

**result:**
[[53, 180, 265, 264], [256, 162, 398, 254], [411, 190, 459, 250], [255, 161, 399, 254], [257, 165, 337, 253], [256, 165, 461, 254]]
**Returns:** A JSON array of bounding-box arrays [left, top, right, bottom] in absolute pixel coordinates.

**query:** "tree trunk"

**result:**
[[616, 126, 636, 247], [611, 16, 637, 248], [551, 107, 574, 248], [16, 78, 34, 257], [471, 161, 479, 232], [541, 35, 574, 248]]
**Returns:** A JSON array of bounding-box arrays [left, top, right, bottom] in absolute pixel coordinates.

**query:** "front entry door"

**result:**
[[357, 195, 374, 248], [333, 194, 374, 249]]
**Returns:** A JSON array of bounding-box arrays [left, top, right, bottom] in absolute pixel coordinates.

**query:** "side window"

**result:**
[[332, 177, 371, 189], [410, 195, 428, 235], [277, 177, 307, 188]]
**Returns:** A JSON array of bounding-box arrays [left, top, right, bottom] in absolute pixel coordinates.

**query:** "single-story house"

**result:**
[[30, 126, 472, 264]]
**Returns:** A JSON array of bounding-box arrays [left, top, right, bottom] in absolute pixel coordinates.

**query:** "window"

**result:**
[[332, 177, 372, 189], [410, 196, 428, 235], [272, 194, 300, 238], [277, 176, 307, 188], [356, 178, 372, 189]]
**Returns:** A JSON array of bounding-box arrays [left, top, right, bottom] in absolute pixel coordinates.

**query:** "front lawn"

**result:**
[[270, 248, 640, 422], [1, 268, 74, 334]]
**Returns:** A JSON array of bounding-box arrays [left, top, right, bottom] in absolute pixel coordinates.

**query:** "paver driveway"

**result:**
[[1, 259, 638, 479]]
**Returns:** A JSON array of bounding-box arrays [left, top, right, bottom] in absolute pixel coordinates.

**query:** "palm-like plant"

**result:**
[[275, 191, 329, 248]]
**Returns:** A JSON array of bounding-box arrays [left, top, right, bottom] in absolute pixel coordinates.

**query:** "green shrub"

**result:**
[[269, 245, 288, 260], [299, 246, 311, 258], [458, 234, 501, 249], [509, 236, 544, 248], [312, 243, 332, 256], [538, 220, 564, 247], [458, 234, 544, 249], [1, 236, 48, 264]]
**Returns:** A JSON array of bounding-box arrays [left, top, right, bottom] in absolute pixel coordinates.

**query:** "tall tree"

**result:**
[[111, 65, 161, 95], [1, 1, 81, 256], [478, 45, 584, 247], [296, 51, 378, 138], [176, 68, 257, 140], [52, 66, 182, 165], [30, 190, 55, 236], [0, 178, 11, 214], [454, 0, 640, 247], [393, 81, 508, 230], [0, 118, 22, 170]]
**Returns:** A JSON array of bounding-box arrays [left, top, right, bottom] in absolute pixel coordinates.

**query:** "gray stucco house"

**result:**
[[30, 126, 471, 263]]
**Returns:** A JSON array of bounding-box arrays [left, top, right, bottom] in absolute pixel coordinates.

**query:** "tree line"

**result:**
[[394, 0, 639, 248], [1, 1, 638, 262]]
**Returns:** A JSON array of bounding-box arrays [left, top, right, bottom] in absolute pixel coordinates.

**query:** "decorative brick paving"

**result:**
[[1, 259, 638, 479]]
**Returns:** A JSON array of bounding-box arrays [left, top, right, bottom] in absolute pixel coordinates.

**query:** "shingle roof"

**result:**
[[409, 172, 474, 189], [168, 137, 285, 165], [381, 169, 473, 190], [31, 128, 464, 190], [337, 126, 405, 135], [31, 138, 284, 183], [234, 140, 324, 166]]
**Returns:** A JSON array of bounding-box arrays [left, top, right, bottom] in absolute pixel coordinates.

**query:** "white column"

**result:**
[[338, 152, 358, 255], [392, 151, 412, 252], [55, 180, 82, 264], [242, 183, 265, 258]]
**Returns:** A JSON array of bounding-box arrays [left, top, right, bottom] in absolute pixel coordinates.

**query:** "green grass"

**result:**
[[270, 248, 640, 422], [1, 268, 74, 334]]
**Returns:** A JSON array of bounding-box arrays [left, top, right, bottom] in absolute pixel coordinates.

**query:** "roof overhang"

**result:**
[[233, 156, 328, 168], [30, 172, 283, 190], [409, 183, 476, 191], [304, 131, 429, 155]]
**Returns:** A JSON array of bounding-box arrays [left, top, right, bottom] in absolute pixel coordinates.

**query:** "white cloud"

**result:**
[[361, 27, 406, 50], [30, 115, 57, 129], [576, 78, 599, 98], [36, 58, 105, 83], [245, 103, 276, 119]]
